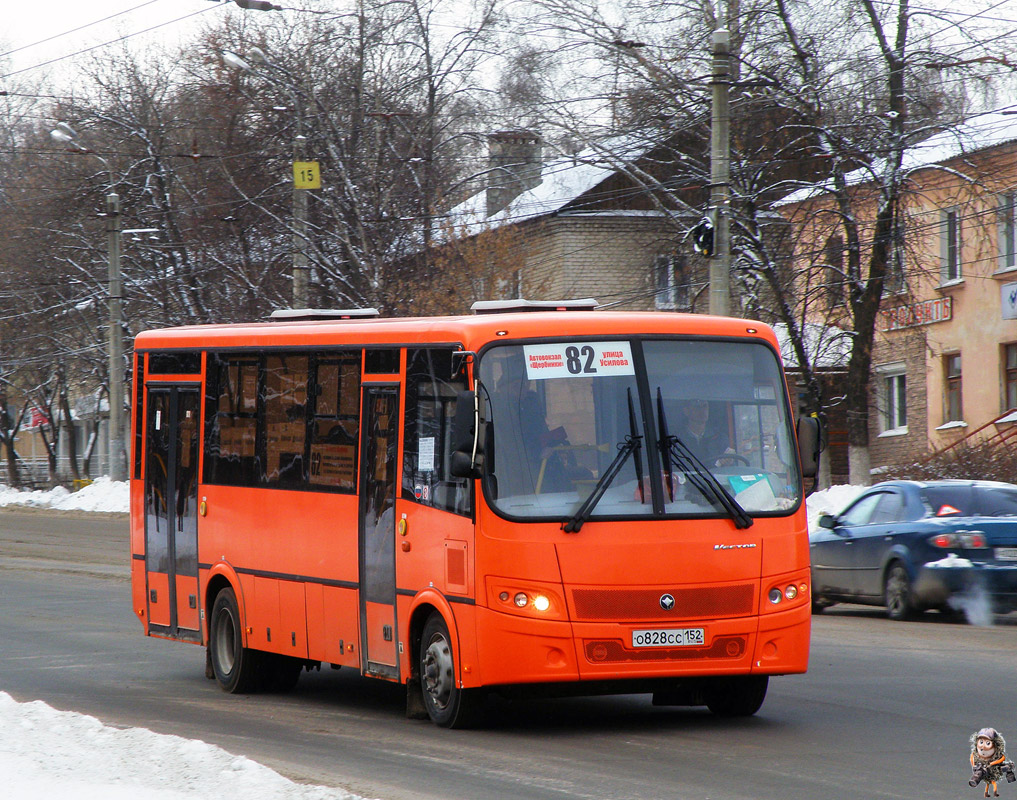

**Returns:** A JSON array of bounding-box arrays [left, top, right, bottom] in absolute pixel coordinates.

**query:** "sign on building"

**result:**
[[1002, 281, 1017, 320], [880, 297, 953, 331]]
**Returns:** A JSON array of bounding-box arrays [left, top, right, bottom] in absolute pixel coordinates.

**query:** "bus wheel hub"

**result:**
[[422, 639, 453, 708]]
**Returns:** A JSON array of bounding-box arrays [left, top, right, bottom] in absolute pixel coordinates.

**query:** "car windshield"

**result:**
[[477, 338, 801, 522]]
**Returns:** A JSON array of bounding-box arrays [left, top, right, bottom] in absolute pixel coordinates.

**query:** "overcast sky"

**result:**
[[1, 0, 250, 82]]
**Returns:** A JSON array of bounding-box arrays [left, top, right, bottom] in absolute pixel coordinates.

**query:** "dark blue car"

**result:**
[[810, 480, 1017, 620]]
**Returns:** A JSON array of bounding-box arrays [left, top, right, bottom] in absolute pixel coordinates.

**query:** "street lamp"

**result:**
[[224, 47, 313, 309], [50, 123, 128, 482]]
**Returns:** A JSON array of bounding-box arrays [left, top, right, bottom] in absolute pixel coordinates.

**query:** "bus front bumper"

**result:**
[[470, 601, 809, 689]]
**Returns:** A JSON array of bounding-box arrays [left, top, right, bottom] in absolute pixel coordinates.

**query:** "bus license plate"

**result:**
[[996, 547, 1017, 561], [632, 628, 705, 648]]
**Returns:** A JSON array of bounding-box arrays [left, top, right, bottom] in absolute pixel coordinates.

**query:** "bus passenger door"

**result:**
[[359, 385, 400, 679], [143, 386, 201, 641]]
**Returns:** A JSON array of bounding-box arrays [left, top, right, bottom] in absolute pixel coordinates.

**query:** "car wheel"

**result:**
[[811, 598, 832, 614], [884, 562, 915, 621]]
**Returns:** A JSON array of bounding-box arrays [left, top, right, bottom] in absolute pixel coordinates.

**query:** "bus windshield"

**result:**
[[478, 338, 800, 521]]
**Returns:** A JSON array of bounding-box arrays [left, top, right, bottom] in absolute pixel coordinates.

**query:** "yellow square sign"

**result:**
[[293, 161, 321, 189]]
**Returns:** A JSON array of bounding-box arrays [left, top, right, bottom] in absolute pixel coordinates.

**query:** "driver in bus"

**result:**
[[676, 398, 732, 466]]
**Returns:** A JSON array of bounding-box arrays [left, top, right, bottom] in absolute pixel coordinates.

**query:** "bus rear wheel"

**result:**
[[419, 613, 481, 728], [704, 676, 768, 717], [262, 654, 303, 692], [209, 587, 261, 694]]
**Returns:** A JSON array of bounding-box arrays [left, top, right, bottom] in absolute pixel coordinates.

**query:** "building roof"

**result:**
[[441, 135, 668, 240], [778, 109, 1017, 206]]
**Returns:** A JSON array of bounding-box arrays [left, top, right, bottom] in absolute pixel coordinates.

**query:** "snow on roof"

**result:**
[[778, 109, 1017, 206], [773, 322, 852, 369], [440, 135, 657, 240]]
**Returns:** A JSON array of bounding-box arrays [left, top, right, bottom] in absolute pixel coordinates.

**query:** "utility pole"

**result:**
[[106, 191, 127, 481], [709, 7, 732, 316], [292, 135, 310, 308]]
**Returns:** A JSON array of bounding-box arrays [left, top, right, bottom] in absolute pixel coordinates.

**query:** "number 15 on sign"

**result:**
[[293, 161, 321, 189]]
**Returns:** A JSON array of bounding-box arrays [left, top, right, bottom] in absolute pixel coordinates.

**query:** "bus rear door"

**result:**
[[143, 385, 201, 641]]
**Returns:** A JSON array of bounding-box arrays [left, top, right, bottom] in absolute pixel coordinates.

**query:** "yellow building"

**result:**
[[779, 111, 1017, 473]]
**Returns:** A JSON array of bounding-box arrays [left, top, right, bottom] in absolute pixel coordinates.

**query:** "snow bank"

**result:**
[[0, 692, 369, 800], [805, 484, 866, 532], [0, 477, 128, 513]]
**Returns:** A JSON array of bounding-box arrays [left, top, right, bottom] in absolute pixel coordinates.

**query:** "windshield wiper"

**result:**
[[563, 389, 643, 533], [656, 388, 753, 530]]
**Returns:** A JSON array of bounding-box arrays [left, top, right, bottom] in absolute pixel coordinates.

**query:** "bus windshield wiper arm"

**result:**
[[563, 389, 643, 534], [656, 388, 753, 530]]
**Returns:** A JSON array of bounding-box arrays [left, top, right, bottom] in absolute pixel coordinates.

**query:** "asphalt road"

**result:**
[[0, 509, 1010, 799]]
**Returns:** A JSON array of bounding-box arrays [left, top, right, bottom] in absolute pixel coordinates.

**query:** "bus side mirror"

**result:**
[[796, 415, 822, 479], [450, 390, 484, 479]]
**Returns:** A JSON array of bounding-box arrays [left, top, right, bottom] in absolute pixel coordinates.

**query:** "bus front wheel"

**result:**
[[209, 587, 261, 694], [419, 613, 481, 728], [704, 676, 768, 717]]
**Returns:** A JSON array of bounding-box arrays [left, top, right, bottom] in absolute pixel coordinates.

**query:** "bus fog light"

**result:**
[[514, 592, 529, 608], [784, 585, 798, 600], [533, 595, 550, 612], [768, 588, 782, 604]]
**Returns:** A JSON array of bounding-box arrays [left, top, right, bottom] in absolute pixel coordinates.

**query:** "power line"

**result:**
[[0, 0, 162, 61], [1, 2, 223, 81]]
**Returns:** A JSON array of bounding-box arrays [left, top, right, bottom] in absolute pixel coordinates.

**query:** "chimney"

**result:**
[[486, 130, 542, 217]]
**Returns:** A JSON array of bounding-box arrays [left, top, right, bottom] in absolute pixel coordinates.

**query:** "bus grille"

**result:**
[[584, 636, 746, 663], [571, 585, 754, 621]]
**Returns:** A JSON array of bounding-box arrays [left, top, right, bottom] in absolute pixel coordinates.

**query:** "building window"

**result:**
[[999, 193, 1017, 272], [654, 254, 691, 311], [823, 235, 844, 307], [940, 208, 962, 283], [880, 370, 907, 433], [944, 353, 963, 422], [886, 221, 906, 294], [1005, 344, 1017, 411]]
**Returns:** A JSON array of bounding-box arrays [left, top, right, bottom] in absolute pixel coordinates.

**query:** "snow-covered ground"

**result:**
[[0, 479, 863, 796], [0, 692, 367, 800], [0, 476, 129, 513], [0, 478, 370, 798]]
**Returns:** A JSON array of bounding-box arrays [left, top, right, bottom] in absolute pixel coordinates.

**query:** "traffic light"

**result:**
[[692, 216, 715, 258]]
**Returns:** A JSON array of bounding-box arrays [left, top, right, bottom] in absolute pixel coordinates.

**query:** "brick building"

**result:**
[[437, 132, 714, 313], [778, 111, 1017, 472]]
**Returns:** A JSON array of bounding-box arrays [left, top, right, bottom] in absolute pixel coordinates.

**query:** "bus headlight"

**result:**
[[488, 579, 564, 619], [768, 588, 783, 604]]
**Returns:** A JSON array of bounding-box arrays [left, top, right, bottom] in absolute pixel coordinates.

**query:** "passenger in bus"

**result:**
[[676, 398, 731, 466]]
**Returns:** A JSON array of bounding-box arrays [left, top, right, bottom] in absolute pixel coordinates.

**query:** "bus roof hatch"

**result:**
[[470, 298, 600, 314], [268, 308, 381, 322]]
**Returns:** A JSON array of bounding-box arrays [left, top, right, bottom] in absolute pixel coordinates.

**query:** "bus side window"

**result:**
[[308, 353, 361, 492], [204, 355, 261, 487], [402, 349, 471, 517], [264, 355, 309, 486]]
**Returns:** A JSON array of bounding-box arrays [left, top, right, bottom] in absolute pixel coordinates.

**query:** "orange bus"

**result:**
[[130, 301, 821, 727]]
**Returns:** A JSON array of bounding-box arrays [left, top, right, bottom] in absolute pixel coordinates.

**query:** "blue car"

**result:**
[[810, 480, 1017, 620]]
